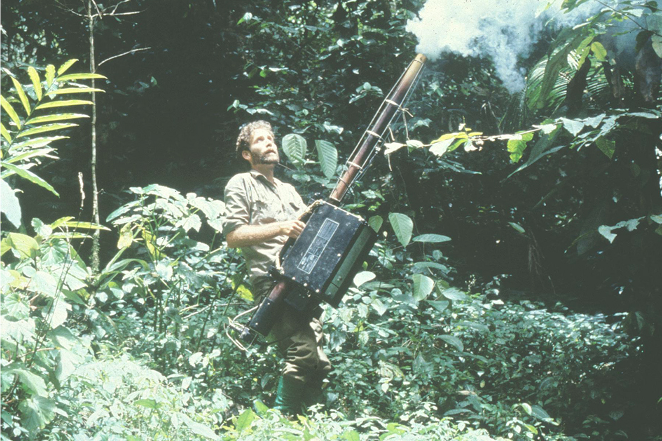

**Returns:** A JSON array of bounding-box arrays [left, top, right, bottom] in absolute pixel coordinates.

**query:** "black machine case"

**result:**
[[274, 201, 377, 308]]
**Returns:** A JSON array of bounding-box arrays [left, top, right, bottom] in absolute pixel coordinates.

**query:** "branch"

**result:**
[[97, 47, 151, 67]]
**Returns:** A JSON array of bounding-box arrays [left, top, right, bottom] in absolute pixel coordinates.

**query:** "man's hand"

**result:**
[[279, 220, 306, 239]]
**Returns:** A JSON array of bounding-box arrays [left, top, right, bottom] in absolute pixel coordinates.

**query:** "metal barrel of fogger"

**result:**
[[240, 54, 427, 342], [329, 53, 427, 204]]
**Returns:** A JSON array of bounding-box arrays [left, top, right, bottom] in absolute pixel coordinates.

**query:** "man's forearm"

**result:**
[[226, 220, 305, 248]]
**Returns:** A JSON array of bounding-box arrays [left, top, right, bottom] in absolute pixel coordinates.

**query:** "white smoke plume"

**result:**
[[406, 0, 612, 92]]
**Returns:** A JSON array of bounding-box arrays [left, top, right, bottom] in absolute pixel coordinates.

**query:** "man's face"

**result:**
[[245, 128, 279, 167]]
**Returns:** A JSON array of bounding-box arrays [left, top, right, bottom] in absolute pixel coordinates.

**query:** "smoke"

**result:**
[[406, 0, 612, 92]]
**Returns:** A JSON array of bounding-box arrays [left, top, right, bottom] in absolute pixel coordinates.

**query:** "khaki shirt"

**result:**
[[222, 170, 305, 283]]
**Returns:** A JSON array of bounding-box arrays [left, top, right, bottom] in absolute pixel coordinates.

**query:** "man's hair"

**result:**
[[235, 120, 273, 161]]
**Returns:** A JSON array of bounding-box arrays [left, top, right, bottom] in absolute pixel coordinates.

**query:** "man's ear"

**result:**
[[241, 149, 251, 162]]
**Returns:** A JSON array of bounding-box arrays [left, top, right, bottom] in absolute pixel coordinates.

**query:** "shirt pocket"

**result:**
[[250, 200, 279, 225]]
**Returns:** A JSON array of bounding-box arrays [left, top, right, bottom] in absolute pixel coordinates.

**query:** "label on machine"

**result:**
[[278, 201, 378, 307]]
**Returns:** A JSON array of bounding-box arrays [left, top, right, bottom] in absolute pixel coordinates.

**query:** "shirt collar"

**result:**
[[249, 169, 281, 187]]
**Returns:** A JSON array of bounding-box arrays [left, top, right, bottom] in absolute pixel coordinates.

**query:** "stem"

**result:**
[[88, 0, 101, 274]]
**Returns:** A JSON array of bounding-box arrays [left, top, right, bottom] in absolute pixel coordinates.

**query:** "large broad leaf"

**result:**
[[6, 367, 47, 396], [389, 212, 413, 247], [19, 395, 56, 432], [1, 179, 22, 228], [354, 271, 375, 287], [3, 233, 40, 259], [1, 162, 59, 196], [315, 139, 338, 178], [412, 274, 434, 301], [282, 133, 307, 167], [181, 414, 220, 440], [368, 215, 383, 233], [439, 334, 464, 351], [235, 408, 255, 433]]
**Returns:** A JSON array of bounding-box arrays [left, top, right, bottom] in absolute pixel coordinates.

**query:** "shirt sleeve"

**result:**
[[222, 175, 250, 236]]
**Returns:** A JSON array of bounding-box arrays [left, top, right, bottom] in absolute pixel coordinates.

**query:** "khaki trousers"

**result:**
[[253, 278, 332, 383]]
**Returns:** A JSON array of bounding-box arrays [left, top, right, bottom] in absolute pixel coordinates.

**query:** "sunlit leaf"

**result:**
[[354, 271, 375, 287], [35, 99, 93, 110], [1, 162, 59, 196], [45, 65, 56, 88], [57, 59, 78, 76], [0, 179, 21, 228], [389, 212, 413, 247], [28, 66, 42, 100], [1, 122, 11, 142], [19, 396, 56, 432], [26, 113, 89, 125], [3, 232, 40, 259], [56, 73, 107, 81], [15, 123, 78, 138], [10, 77, 31, 116], [50, 87, 105, 95], [7, 136, 68, 151], [1, 95, 22, 129], [235, 408, 255, 433], [412, 274, 434, 301]]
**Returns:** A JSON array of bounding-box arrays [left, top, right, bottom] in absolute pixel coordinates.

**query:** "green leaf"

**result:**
[[56, 73, 107, 81], [1, 95, 22, 129], [235, 408, 255, 433], [282, 133, 307, 167], [509, 222, 526, 234], [134, 399, 160, 409], [354, 271, 375, 287], [19, 395, 56, 431], [560, 117, 585, 136], [47, 297, 69, 328], [315, 140, 338, 179], [35, 99, 93, 110], [1, 179, 22, 228], [58, 221, 110, 231], [50, 87, 105, 95], [15, 123, 78, 139], [441, 287, 468, 301], [590, 41, 607, 62], [429, 138, 455, 157], [3, 233, 40, 259], [6, 368, 47, 396], [389, 212, 413, 247], [1, 122, 11, 142], [595, 136, 615, 159], [28, 67, 42, 101], [368, 215, 383, 233], [7, 136, 68, 151], [26, 113, 89, 125], [182, 416, 219, 440], [412, 234, 451, 243], [427, 300, 449, 313], [412, 274, 434, 301], [1, 162, 59, 196], [57, 59, 78, 76], [598, 225, 617, 243], [343, 430, 360, 441], [45, 65, 56, 88], [10, 77, 31, 116], [439, 334, 464, 351]]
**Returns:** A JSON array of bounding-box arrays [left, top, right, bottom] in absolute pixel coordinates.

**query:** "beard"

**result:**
[[251, 151, 279, 165]]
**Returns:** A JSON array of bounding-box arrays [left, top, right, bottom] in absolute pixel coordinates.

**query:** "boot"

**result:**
[[302, 378, 324, 409], [273, 375, 305, 415]]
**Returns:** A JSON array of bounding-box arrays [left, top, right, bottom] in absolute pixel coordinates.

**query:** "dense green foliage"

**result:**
[[2, 0, 661, 440]]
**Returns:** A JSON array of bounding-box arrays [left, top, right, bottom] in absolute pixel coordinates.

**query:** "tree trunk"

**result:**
[[88, 0, 101, 274]]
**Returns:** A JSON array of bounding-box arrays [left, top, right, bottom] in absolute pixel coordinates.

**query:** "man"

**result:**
[[222, 120, 332, 415]]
